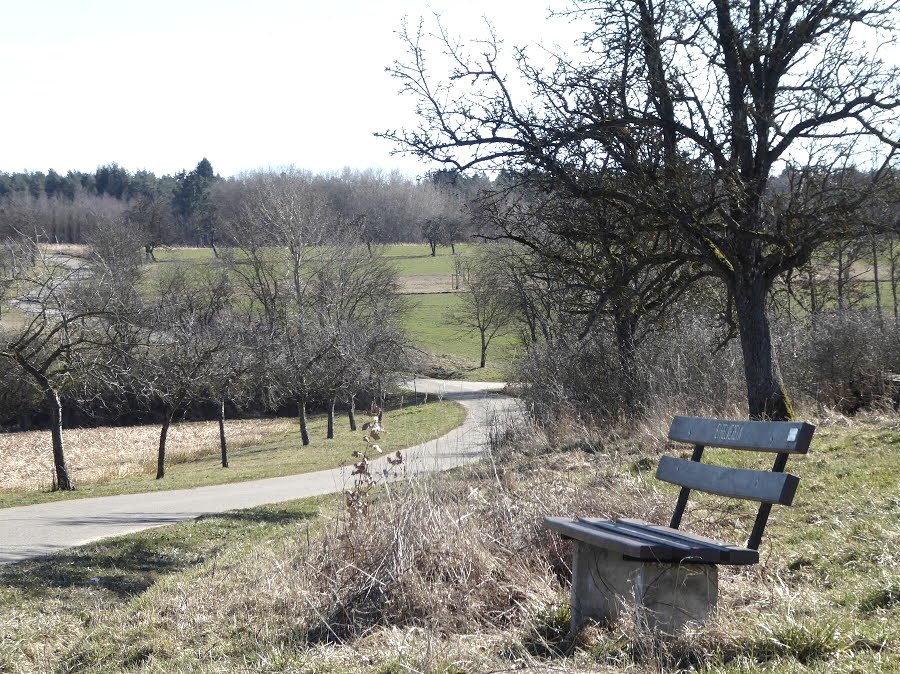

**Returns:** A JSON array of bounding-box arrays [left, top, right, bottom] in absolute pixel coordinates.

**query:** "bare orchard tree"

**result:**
[[447, 250, 516, 369], [204, 312, 255, 468], [0, 235, 130, 490], [221, 168, 333, 326], [133, 264, 233, 479], [384, 0, 900, 419], [223, 168, 339, 445], [482, 187, 704, 397], [125, 192, 173, 263], [309, 239, 410, 437]]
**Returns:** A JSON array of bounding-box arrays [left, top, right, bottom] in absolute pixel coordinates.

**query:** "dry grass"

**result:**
[[2, 444, 668, 673], [0, 418, 294, 492], [37, 243, 90, 257], [1, 412, 896, 672], [399, 274, 459, 294]]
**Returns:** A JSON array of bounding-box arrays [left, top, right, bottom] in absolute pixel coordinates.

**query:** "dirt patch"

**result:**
[[399, 274, 460, 294]]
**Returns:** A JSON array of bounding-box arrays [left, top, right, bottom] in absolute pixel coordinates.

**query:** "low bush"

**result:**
[[517, 304, 900, 439], [781, 311, 900, 413], [515, 309, 747, 436]]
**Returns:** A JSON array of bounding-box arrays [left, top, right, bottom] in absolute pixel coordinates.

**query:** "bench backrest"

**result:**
[[658, 416, 815, 550]]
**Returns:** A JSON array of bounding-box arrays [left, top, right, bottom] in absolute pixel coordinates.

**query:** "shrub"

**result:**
[[514, 308, 747, 436], [781, 311, 900, 413]]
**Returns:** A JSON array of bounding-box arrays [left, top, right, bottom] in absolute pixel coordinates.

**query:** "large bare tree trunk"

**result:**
[[156, 408, 174, 479], [47, 389, 74, 491], [219, 399, 228, 468], [614, 312, 640, 411], [479, 328, 488, 368], [733, 274, 793, 420], [299, 398, 310, 446]]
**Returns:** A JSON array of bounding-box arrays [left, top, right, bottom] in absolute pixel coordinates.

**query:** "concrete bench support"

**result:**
[[570, 542, 718, 635]]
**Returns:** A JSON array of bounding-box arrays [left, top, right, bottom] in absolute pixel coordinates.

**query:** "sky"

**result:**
[[0, 0, 579, 179]]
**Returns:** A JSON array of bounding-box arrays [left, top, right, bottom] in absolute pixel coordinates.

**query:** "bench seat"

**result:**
[[545, 516, 759, 565]]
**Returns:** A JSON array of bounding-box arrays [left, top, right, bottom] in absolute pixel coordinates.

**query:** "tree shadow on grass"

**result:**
[[196, 506, 318, 526], [0, 507, 318, 600], [0, 537, 202, 600]]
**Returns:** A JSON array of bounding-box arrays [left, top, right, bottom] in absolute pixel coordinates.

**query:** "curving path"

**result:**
[[0, 378, 519, 565]]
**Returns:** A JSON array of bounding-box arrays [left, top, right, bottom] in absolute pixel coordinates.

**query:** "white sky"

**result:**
[[0, 0, 578, 179]]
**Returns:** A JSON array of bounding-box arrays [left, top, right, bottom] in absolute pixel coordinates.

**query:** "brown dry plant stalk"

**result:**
[[0, 418, 294, 492]]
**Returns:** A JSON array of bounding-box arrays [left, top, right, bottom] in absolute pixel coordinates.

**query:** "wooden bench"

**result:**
[[545, 415, 815, 634]]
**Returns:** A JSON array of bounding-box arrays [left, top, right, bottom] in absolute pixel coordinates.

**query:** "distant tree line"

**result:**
[[0, 161, 495, 254]]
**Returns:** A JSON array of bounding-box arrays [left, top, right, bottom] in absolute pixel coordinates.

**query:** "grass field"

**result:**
[[0, 414, 896, 672], [0, 396, 465, 509], [403, 292, 517, 381]]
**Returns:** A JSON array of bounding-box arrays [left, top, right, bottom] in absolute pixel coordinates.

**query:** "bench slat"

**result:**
[[577, 518, 698, 551], [544, 517, 666, 559], [615, 518, 758, 563], [656, 456, 800, 504], [578, 518, 731, 562], [544, 517, 759, 564], [668, 416, 814, 454]]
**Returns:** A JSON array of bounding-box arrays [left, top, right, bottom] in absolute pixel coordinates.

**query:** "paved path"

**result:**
[[0, 379, 518, 565]]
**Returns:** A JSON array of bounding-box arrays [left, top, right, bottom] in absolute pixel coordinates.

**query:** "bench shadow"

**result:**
[[1, 508, 318, 600]]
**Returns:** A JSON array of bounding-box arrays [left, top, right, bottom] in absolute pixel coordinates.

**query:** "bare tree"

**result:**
[[447, 251, 515, 369], [129, 264, 233, 479], [204, 313, 254, 468], [125, 193, 173, 263], [0, 235, 129, 490], [311, 241, 410, 436], [482, 188, 704, 399], [384, 1, 900, 419], [223, 168, 338, 445]]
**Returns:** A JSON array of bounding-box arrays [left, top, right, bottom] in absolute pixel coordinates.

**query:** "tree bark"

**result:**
[[733, 274, 793, 420], [807, 266, 819, 320], [47, 388, 74, 491], [480, 328, 487, 368], [299, 398, 310, 446], [614, 311, 640, 411], [348, 393, 357, 431], [890, 235, 899, 324], [219, 399, 228, 468], [156, 408, 174, 479], [327, 397, 335, 440], [872, 237, 883, 329]]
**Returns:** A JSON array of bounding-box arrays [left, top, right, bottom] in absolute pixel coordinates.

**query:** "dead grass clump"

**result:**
[[305, 478, 556, 640], [296, 448, 671, 644]]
